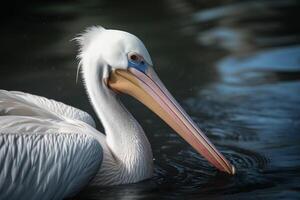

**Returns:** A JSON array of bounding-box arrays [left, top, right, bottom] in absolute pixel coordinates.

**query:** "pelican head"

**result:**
[[76, 26, 235, 175]]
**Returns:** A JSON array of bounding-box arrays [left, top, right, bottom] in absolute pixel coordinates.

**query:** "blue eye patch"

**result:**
[[128, 60, 147, 73]]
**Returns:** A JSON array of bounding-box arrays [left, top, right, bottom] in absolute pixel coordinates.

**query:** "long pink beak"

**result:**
[[108, 67, 235, 175]]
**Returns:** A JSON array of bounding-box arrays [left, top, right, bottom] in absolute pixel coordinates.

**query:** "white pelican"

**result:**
[[0, 26, 235, 200]]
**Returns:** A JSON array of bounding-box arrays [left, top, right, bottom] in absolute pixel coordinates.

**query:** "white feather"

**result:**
[[0, 26, 155, 199]]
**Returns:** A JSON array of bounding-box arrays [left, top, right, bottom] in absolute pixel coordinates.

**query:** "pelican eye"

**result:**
[[128, 53, 143, 64], [128, 52, 147, 73], [130, 54, 139, 62]]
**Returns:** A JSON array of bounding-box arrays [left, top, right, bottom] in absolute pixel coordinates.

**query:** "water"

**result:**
[[1, 0, 300, 199]]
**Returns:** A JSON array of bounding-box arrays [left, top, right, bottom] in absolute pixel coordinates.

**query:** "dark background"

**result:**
[[1, 0, 300, 199]]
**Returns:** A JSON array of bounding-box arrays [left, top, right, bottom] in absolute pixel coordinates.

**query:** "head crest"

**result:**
[[73, 26, 106, 83]]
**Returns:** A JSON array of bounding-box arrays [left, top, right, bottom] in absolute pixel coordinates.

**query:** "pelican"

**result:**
[[0, 26, 235, 200]]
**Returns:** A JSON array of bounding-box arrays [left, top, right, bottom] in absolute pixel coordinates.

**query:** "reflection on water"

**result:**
[[192, 0, 300, 53], [1, 0, 300, 199]]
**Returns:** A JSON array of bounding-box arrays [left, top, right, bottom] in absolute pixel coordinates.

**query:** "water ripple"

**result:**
[[152, 141, 270, 196]]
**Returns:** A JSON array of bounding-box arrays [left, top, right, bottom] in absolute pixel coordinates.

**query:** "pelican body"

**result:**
[[0, 26, 234, 200]]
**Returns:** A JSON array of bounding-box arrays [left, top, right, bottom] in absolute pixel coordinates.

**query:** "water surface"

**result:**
[[1, 0, 300, 199]]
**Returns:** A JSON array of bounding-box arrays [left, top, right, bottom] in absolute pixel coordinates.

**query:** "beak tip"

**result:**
[[229, 164, 236, 175]]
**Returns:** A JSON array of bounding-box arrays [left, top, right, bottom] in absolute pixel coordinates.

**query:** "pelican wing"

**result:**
[[0, 90, 103, 199], [0, 129, 102, 200], [0, 90, 96, 127]]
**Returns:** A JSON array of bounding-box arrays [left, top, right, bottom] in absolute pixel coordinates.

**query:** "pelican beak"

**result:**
[[108, 67, 235, 175]]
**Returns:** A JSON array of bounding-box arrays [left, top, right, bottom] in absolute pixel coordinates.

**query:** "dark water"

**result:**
[[1, 0, 300, 199]]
